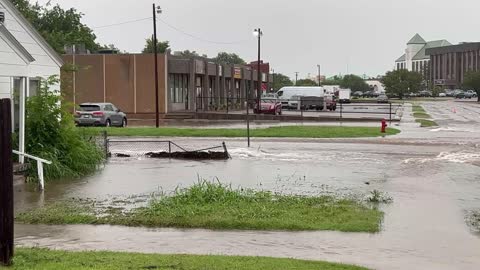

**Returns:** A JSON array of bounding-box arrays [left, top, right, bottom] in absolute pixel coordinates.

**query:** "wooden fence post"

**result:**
[[0, 98, 14, 266]]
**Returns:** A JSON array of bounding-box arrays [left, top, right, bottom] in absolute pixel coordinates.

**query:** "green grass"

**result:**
[[81, 126, 400, 138], [412, 105, 426, 113], [416, 119, 438, 127], [413, 112, 431, 119], [412, 104, 438, 127], [17, 181, 383, 233], [10, 248, 369, 270]]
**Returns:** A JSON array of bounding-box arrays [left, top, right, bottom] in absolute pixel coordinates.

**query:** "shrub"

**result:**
[[24, 76, 104, 181]]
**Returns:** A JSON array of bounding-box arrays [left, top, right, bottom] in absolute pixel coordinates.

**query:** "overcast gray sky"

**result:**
[[35, 0, 480, 80]]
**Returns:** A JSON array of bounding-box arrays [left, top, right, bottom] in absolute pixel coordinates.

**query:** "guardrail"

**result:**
[[12, 150, 52, 190], [193, 96, 401, 121]]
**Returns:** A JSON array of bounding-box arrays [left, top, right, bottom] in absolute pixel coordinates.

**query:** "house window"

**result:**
[[29, 79, 40, 97]]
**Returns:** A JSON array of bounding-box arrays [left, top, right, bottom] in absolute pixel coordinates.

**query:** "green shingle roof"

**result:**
[[413, 40, 452, 60], [407, 34, 427, 45], [395, 54, 406, 62]]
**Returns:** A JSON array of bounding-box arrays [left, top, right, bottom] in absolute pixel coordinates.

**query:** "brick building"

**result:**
[[62, 53, 273, 119], [425, 42, 480, 89]]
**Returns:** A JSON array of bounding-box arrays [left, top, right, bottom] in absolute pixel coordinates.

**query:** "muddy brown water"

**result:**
[[14, 101, 480, 270]]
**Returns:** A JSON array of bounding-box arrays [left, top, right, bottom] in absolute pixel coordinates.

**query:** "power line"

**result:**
[[90, 16, 249, 45], [156, 17, 248, 45], [93, 17, 152, 29]]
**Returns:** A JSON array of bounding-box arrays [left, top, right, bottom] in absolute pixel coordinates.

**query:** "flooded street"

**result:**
[[14, 101, 480, 269]]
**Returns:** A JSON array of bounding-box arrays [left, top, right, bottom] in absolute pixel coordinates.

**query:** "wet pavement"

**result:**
[[14, 100, 480, 270]]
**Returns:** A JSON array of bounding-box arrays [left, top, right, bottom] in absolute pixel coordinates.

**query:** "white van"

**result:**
[[276, 87, 325, 109]]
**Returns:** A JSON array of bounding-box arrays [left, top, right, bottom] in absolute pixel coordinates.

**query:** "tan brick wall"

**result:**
[[62, 54, 167, 116]]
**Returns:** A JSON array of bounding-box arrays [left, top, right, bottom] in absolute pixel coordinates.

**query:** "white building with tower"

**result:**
[[0, 0, 63, 163], [395, 34, 450, 73]]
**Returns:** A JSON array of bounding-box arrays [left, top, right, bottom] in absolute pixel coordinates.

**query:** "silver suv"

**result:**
[[75, 103, 127, 127]]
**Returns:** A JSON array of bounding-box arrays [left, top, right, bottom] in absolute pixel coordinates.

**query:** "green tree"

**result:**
[[296, 79, 317, 86], [322, 75, 343, 85], [213, 52, 246, 65], [463, 71, 480, 102], [98, 44, 124, 53], [272, 73, 293, 91], [176, 50, 208, 58], [142, 38, 170, 54], [431, 85, 443, 98], [25, 76, 104, 181], [382, 69, 423, 99], [11, 0, 100, 54], [340, 74, 370, 92]]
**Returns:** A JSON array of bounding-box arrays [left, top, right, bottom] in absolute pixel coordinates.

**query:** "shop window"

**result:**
[[169, 74, 188, 103]]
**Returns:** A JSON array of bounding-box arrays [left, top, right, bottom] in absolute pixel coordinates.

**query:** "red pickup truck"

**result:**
[[325, 95, 337, 111]]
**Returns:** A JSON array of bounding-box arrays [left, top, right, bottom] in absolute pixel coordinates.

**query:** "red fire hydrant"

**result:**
[[381, 119, 388, 133]]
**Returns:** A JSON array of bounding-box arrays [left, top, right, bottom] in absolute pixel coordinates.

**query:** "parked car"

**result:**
[[254, 99, 282, 115], [276, 86, 325, 109], [453, 89, 464, 97], [75, 103, 127, 127], [465, 90, 477, 99], [376, 95, 389, 103], [455, 92, 466, 99], [300, 96, 324, 110], [287, 95, 301, 110], [438, 93, 447, 97], [418, 90, 432, 97], [445, 89, 455, 97], [353, 91, 364, 97]]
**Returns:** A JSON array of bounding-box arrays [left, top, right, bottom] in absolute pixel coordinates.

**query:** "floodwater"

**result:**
[[14, 100, 480, 270]]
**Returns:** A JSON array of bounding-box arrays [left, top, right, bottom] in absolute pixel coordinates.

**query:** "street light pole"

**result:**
[[295, 72, 299, 86], [317, 64, 321, 86], [152, 4, 162, 128]]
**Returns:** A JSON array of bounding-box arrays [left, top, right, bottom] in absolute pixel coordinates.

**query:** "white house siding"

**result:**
[[0, 0, 62, 163], [0, 1, 60, 80], [0, 76, 11, 99]]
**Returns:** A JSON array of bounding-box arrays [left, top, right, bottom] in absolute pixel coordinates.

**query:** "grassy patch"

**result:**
[[412, 105, 426, 113], [81, 126, 400, 138], [416, 119, 438, 127], [413, 112, 431, 119], [17, 181, 383, 233], [11, 248, 369, 270], [412, 105, 438, 127]]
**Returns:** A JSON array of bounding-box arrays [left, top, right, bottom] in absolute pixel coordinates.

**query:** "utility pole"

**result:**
[[152, 4, 162, 128], [295, 72, 299, 86], [254, 28, 263, 108], [317, 64, 321, 86], [271, 68, 275, 92], [0, 99, 13, 266]]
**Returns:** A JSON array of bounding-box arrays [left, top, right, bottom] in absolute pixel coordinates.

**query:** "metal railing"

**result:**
[[193, 96, 402, 121], [12, 150, 52, 190], [107, 139, 230, 159]]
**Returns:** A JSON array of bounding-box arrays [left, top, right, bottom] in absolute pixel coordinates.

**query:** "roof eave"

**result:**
[[0, 0, 64, 66], [0, 24, 35, 63]]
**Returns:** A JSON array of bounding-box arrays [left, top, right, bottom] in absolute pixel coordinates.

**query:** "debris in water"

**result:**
[[145, 151, 229, 160]]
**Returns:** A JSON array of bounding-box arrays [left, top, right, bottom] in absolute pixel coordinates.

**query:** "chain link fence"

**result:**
[[107, 139, 230, 160]]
